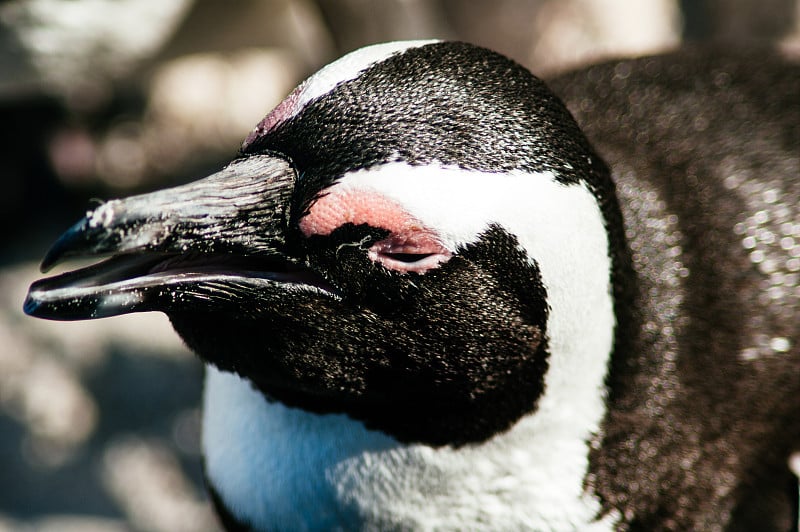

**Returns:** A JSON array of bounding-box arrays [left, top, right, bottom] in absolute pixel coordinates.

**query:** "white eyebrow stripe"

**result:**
[[244, 40, 439, 143]]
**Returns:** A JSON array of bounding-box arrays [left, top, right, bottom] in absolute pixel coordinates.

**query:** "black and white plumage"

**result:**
[[24, 41, 800, 530]]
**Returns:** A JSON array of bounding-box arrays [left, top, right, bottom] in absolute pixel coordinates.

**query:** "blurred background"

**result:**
[[0, 0, 798, 530]]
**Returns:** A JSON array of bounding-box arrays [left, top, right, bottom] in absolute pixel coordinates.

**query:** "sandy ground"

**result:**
[[0, 262, 223, 531]]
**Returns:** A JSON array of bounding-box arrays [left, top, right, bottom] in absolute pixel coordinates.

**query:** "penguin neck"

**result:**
[[203, 359, 618, 531], [201, 177, 619, 529]]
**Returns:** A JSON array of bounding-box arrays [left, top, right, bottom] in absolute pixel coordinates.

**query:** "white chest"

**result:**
[[202, 367, 618, 531]]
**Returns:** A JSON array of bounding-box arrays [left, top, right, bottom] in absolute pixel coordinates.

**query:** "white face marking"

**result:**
[[204, 162, 619, 529], [244, 40, 438, 142]]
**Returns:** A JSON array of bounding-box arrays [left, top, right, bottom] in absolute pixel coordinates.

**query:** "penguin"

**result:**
[[23, 41, 800, 530]]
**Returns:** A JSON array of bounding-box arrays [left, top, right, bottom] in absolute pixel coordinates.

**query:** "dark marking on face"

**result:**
[[169, 226, 550, 445]]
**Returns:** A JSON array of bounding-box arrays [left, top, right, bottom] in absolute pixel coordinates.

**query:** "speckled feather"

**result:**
[[550, 46, 800, 531]]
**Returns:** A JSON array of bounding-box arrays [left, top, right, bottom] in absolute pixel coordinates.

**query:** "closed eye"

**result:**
[[368, 236, 451, 273], [382, 252, 436, 263], [297, 185, 451, 273]]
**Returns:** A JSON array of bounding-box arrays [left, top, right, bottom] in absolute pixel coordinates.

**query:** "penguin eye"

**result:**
[[367, 233, 451, 273], [299, 186, 451, 273]]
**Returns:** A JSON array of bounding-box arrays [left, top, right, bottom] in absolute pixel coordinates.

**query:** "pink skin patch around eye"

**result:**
[[299, 188, 452, 273]]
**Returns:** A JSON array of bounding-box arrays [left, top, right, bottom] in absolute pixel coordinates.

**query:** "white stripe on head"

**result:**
[[243, 40, 439, 144], [295, 40, 439, 111], [204, 162, 619, 529]]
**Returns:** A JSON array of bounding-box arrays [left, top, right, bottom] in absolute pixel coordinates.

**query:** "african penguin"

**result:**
[[24, 41, 800, 530]]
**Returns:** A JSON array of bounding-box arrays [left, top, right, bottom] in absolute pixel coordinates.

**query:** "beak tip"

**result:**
[[39, 218, 95, 273], [22, 292, 41, 318], [40, 255, 56, 274], [40, 242, 67, 273]]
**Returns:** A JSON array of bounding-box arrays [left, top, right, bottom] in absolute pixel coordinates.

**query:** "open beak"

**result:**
[[23, 154, 320, 320]]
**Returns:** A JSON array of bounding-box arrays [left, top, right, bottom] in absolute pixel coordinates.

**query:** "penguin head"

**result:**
[[24, 41, 624, 445]]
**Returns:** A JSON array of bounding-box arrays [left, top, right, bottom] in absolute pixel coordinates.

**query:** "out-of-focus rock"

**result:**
[[0, 0, 193, 106], [443, 0, 681, 75], [102, 437, 220, 532]]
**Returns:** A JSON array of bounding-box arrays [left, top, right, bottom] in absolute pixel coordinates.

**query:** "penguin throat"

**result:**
[[203, 366, 618, 530]]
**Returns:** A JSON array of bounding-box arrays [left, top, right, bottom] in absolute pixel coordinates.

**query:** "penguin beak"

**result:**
[[24, 154, 315, 320]]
